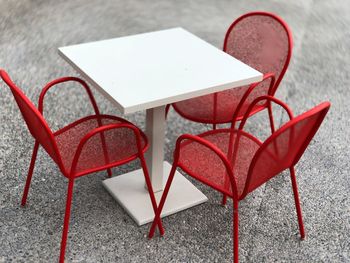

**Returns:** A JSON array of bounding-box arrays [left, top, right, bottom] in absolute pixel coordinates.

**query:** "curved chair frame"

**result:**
[[0, 70, 163, 262], [150, 95, 330, 263]]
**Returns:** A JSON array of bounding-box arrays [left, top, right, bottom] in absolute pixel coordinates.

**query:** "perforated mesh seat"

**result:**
[[54, 115, 147, 176], [173, 86, 267, 124], [177, 129, 261, 196]]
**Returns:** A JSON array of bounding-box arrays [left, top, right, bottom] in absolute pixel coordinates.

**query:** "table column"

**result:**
[[145, 106, 166, 193]]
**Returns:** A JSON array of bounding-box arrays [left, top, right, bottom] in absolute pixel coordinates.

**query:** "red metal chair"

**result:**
[[149, 95, 330, 263], [168, 11, 293, 130], [0, 69, 163, 263]]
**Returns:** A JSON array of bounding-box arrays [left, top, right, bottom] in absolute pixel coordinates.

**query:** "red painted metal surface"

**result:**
[[171, 12, 293, 126], [150, 95, 330, 263], [0, 70, 163, 262]]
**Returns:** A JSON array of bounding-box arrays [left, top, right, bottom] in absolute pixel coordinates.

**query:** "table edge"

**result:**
[[58, 48, 126, 113]]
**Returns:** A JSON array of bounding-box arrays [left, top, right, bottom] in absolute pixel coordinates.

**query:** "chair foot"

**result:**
[[221, 194, 227, 206], [107, 168, 112, 177], [160, 229, 165, 236], [148, 229, 156, 239], [148, 227, 165, 239]]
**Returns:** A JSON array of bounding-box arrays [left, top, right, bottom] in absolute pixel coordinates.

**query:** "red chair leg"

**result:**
[[268, 103, 275, 134], [289, 167, 305, 239], [139, 154, 164, 235], [165, 104, 170, 118], [221, 195, 227, 206], [59, 178, 75, 263], [233, 200, 239, 263], [96, 117, 112, 177], [148, 162, 177, 238], [21, 141, 39, 206], [100, 132, 112, 177]]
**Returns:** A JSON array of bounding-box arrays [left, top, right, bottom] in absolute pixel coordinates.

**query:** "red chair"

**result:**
[[0, 69, 163, 263], [168, 11, 293, 130], [149, 95, 330, 263]]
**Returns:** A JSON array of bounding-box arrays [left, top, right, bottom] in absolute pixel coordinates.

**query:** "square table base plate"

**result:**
[[102, 161, 208, 226]]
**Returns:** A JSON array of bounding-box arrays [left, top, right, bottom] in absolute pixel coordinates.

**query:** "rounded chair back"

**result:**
[[0, 70, 62, 166]]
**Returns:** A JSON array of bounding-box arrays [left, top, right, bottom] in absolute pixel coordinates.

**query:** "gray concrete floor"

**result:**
[[0, 0, 349, 262]]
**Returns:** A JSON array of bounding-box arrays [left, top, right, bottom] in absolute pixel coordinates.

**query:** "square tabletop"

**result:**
[[58, 27, 262, 114]]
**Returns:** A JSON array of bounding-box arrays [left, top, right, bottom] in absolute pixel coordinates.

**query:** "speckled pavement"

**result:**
[[0, 0, 349, 262]]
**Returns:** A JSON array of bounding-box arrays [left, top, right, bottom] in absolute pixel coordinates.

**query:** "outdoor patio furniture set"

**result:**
[[1, 12, 330, 263]]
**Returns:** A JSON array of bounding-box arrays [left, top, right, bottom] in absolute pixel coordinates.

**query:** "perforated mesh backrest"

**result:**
[[0, 70, 60, 164], [244, 102, 330, 195], [224, 12, 292, 92]]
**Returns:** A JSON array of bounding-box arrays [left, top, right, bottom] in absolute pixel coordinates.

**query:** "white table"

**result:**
[[58, 27, 262, 225]]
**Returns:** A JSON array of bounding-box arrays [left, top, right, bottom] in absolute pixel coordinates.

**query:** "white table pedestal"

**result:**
[[103, 105, 207, 226], [102, 161, 208, 225]]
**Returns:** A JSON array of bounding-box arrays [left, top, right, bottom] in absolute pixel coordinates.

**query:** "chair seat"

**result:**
[[54, 115, 147, 176], [177, 129, 261, 197], [173, 85, 267, 124]]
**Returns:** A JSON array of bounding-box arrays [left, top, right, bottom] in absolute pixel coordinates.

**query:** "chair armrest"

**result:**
[[230, 73, 276, 128], [38, 77, 100, 115], [70, 123, 144, 176], [238, 95, 294, 132]]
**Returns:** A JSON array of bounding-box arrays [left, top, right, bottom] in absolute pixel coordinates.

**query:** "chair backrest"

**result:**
[[223, 12, 292, 94], [242, 101, 330, 197], [0, 70, 62, 165]]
